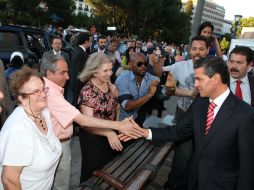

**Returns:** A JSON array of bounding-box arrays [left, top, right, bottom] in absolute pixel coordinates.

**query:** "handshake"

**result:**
[[116, 117, 149, 141]]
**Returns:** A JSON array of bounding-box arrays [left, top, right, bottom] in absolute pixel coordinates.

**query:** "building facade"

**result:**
[[74, 0, 92, 17], [182, 0, 226, 37]]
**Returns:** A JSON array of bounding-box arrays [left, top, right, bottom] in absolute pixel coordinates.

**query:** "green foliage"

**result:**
[[0, 0, 75, 28], [87, 0, 191, 43], [185, 0, 193, 15], [231, 17, 254, 38], [0, 0, 191, 43]]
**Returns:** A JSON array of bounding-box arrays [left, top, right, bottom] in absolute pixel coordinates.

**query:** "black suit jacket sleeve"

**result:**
[[151, 100, 194, 144], [238, 112, 254, 190]]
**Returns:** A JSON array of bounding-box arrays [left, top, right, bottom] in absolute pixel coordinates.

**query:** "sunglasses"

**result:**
[[136, 61, 148, 67]]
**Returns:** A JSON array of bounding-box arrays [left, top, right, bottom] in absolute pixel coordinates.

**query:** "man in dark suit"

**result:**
[[140, 56, 254, 190], [42, 36, 70, 66], [42, 36, 71, 100], [228, 46, 254, 106], [67, 33, 90, 106]]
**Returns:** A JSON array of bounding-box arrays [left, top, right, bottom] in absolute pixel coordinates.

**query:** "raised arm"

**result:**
[[124, 80, 159, 111]]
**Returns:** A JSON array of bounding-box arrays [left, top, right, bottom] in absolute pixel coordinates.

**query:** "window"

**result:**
[[0, 31, 22, 51], [84, 5, 89, 11]]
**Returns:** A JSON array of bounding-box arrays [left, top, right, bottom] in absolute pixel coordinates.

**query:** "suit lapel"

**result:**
[[248, 75, 254, 107], [198, 98, 209, 148], [200, 93, 235, 152]]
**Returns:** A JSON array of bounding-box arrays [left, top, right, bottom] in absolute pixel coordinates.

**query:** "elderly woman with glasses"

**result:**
[[0, 66, 62, 190], [77, 53, 121, 183]]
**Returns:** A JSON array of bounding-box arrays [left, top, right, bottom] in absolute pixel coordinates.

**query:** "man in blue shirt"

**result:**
[[115, 52, 159, 125]]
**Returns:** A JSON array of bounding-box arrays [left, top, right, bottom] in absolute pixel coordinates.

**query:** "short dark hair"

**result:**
[[109, 37, 117, 44], [229, 46, 254, 64], [126, 46, 136, 64], [194, 56, 229, 84], [77, 33, 90, 45], [191, 36, 209, 48], [51, 36, 62, 44], [198, 21, 214, 35], [97, 35, 106, 42], [129, 52, 147, 64]]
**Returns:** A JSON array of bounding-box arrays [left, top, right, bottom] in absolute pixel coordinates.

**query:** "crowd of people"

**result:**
[[0, 21, 254, 190]]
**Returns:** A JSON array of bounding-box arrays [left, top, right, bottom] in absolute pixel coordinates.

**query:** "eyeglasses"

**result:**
[[136, 61, 148, 67], [20, 87, 49, 96]]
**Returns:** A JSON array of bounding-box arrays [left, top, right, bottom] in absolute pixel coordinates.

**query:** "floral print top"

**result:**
[[79, 80, 118, 120]]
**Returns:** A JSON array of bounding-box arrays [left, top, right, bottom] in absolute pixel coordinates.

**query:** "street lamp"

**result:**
[[234, 14, 243, 38]]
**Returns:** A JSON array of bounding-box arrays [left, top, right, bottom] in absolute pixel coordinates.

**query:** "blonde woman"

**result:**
[[77, 53, 121, 183]]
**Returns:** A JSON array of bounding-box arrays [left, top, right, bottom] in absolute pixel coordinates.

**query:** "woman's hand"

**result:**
[[107, 131, 123, 151]]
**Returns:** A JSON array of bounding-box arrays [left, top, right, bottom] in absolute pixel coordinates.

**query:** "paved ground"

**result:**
[[70, 97, 177, 190]]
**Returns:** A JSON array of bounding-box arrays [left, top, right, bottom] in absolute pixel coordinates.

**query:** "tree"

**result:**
[[238, 17, 254, 37], [0, 0, 75, 28], [86, 0, 191, 43], [185, 0, 193, 15]]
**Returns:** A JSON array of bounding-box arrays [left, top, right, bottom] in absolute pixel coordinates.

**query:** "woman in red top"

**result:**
[[77, 53, 121, 183]]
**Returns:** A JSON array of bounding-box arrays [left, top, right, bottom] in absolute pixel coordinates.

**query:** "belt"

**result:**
[[60, 137, 71, 143]]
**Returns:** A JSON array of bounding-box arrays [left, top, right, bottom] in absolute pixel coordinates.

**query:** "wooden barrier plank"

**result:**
[[81, 139, 173, 190]]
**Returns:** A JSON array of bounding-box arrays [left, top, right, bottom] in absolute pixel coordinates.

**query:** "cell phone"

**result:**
[[160, 71, 168, 85], [156, 49, 161, 56]]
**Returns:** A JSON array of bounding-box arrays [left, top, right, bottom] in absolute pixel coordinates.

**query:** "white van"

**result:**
[[228, 39, 254, 55]]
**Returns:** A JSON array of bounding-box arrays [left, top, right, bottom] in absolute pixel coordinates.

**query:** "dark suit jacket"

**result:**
[[68, 46, 88, 106], [42, 50, 71, 66], [151, 92, 254, 190], [248, 75, 254, 107]]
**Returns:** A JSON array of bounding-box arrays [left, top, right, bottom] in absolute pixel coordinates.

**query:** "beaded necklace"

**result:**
[[25, 110, 46, 131]]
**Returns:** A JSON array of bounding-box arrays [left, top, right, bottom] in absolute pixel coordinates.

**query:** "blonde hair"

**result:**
[[78, 53, 112, 82]]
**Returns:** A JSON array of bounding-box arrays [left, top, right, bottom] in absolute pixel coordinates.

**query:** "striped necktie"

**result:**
[[205, 101, 217, 135]]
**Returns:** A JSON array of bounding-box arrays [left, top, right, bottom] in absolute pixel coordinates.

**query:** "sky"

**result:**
[[213, 0, 253, 20]]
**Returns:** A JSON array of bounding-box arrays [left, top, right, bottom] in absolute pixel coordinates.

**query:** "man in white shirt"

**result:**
[[228, 46, 254, 106]]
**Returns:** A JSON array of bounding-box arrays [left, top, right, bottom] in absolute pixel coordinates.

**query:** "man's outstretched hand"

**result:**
[[117, 117, 145, 139], [118, 121, 149, 142]]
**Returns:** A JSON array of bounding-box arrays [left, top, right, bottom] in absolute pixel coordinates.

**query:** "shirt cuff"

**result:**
[[146, 129, 152, 140], [163, 66, 171, 72], [121, 100, 128, 109]]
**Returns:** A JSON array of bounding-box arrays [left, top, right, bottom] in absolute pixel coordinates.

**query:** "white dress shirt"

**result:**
[[79, 45, 86, 53], [230, 75, 251, 105], [147, 88, 230, 140], [53, 50, 61, 56]]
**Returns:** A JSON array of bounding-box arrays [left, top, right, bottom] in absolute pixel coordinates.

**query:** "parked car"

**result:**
[[0, 25, 73, 68]]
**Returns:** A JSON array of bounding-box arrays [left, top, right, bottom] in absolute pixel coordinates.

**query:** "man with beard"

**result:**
[[228, 46, 254, 106], [90, 35, 108, 54], [161, 36, 210, 190], [115, 52, 159, 125]]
